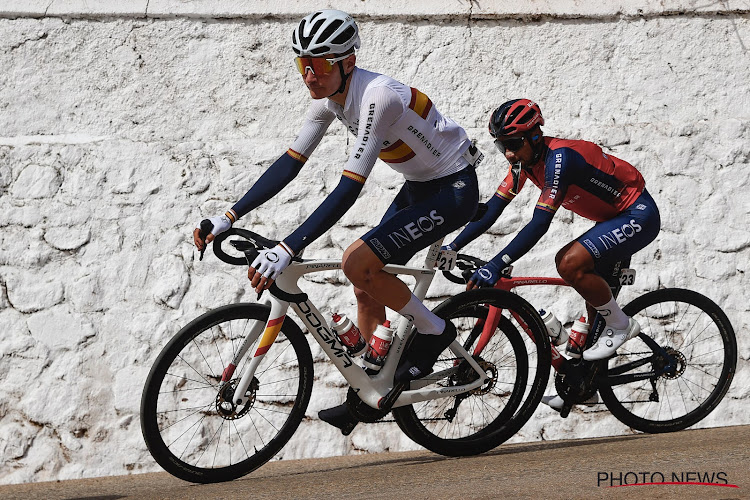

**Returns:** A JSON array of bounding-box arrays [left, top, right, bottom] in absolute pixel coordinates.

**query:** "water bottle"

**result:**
[[362, 321, 395, 372], [566, 316, 590, 359], [539, 309, 568, 346], [330, 313, 368, 356]]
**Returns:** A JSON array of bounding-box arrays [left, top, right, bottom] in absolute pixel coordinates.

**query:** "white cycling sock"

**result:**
[[398, 294, 445, 336], [594, 296, 629, 330]]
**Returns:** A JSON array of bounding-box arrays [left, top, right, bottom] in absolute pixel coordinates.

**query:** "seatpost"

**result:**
[[407, 238, 443, 304]]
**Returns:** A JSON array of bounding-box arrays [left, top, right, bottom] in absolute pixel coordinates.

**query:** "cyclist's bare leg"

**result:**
[[343, 240, 444, 335], [353, 287, 386, 341], [556, 241, 638, 360], [343, 239, 455, 381], [555, 241, 612, 307], [320, 241, 456, 431], [342, 239, 412, 310], [557, 241, 628, 325]]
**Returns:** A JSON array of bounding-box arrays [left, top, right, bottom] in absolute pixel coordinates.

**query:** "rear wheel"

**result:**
[[141, 303, 314, 483], [393, 288, 550, 456], [598, 288, 736, 433]]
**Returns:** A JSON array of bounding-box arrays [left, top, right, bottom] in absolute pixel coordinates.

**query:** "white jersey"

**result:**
[[290, 67, 471, 183]]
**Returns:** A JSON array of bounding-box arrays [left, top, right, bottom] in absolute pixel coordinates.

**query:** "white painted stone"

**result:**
[[9, 164, 61, 199], [26, 305, 96, 351], [113, 364, 151, 413], [149, 254, 191, 309], [4, 270, 64, 313], [43, 226, 91, 251], [3, 0, 750, 19]]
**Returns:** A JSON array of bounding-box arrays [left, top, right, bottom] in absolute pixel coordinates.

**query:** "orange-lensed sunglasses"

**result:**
[[294, 54, 350, 75]]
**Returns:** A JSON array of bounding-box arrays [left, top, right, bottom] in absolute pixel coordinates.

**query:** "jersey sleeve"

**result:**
[[489, 150, 575, 265], [450, 191, 510, 250], [534, 148, 571, 215], [282, 174, 364, 253], [231, 151, 306, 218], [340, 85, 404, 184], [281, 88, 403, 252], [289, 100, 336, 159]]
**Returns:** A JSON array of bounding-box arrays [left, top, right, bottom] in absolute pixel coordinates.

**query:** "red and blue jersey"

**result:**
[[450, 137, 650, 267], [495, 138, 645, 222]]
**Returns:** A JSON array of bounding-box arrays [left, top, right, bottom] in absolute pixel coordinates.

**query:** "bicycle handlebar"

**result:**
[[441, 253, 489, 285], [206, 225, 493, 292], [212, 228, 279, 266], [208, 227, 311, 303]]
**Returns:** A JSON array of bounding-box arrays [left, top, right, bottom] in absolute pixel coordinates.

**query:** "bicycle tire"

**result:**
[[393, 288, 551, 456], [598, 288, 736, 433], [141, 303, 314, 483]]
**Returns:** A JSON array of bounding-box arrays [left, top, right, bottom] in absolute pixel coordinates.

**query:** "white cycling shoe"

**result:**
[[542, 393, 600, 411], [582, 318, 640, 361]]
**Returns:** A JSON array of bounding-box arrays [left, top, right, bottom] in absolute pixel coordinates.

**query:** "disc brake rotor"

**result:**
[[215, 377, 259, 420], [658, 347, 686, 380]]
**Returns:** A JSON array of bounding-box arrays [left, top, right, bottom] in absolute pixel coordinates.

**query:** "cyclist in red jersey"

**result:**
[[445, 99, 661, 408]]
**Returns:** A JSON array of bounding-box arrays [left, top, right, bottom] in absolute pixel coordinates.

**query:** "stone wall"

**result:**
[[1, 1, 748, 484]]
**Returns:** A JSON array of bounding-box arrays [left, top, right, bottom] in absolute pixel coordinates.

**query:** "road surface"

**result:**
[[2, 425, 748, 499]]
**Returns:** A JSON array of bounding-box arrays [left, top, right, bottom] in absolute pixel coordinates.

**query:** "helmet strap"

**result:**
[[328, 61, 352, 98], [528, 128, 545, 164]]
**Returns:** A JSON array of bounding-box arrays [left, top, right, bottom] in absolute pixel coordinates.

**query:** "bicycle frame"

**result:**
[[224, 239, 489, 411], [488, 276, 572, 372]]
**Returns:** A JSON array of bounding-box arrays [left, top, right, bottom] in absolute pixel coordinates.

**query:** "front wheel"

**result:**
[[393, 288, 551, 456], [598, 288, 737, 433], [140, 303, 314, 483]]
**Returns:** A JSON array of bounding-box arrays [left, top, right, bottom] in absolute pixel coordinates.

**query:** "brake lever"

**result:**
[[198, 219, 213, 261]]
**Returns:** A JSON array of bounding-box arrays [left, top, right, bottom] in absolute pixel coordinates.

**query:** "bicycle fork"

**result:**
[[229, 300, 288, 407]]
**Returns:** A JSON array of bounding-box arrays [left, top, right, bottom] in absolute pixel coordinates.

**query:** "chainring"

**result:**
[[555, 361, 599, 405], [346, 387, 390, 423], [453, 356, 496, 396]]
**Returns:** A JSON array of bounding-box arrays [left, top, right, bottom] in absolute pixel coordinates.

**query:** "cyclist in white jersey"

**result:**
[[194, 9, 482, 434]]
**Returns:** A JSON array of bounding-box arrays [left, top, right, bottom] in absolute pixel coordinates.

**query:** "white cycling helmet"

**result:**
[[292, 9, 361, 57]]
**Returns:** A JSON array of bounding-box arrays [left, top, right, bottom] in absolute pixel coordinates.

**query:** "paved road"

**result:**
[[2, 425, 748, 500]]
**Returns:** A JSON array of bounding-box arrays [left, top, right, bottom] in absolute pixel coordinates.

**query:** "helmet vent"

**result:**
[[518, 109, 537, 124], [332, 26, 356, 47], [319, 20, 344, 45]]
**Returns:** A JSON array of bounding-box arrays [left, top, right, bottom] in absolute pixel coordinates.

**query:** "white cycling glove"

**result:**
[[251, 243, 293, 280], [196, 210, 236, 238]]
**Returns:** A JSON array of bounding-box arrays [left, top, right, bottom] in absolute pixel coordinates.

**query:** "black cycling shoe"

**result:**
[[318, 403, 358, 436], [395, 321, 457, 383]]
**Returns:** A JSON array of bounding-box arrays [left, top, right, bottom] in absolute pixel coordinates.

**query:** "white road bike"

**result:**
[[140, 227, 551, 483]]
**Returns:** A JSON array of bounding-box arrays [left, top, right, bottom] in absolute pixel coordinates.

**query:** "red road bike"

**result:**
[[441, 253, 736, 432]]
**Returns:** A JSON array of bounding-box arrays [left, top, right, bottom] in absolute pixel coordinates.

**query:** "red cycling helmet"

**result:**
[[489, 99, 544, 138]]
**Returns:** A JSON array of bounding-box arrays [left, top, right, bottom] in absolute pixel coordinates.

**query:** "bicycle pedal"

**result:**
[[377, 381, 407, 412]]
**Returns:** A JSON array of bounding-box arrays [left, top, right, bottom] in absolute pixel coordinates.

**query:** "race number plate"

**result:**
[[619, 268, 636, 286], [435, 249, 457, 271]]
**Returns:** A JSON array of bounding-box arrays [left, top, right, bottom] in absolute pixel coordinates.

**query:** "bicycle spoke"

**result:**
[[598, 289, 735, 433], [141, 304, 312, 482]]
